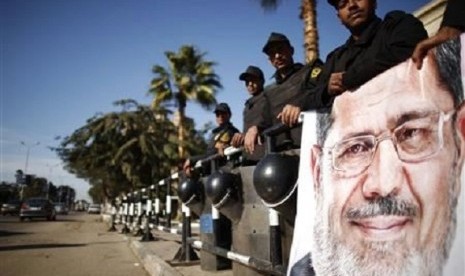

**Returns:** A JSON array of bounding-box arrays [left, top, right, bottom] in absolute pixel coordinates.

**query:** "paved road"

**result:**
[[0, 212, 148, 276]]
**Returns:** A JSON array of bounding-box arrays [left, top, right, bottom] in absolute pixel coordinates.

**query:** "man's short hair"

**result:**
[[327, 0, 339, 8], [316, 37, 463, 146], [327, 0, 377, 9]]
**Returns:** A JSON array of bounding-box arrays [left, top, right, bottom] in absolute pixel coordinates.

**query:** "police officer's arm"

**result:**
[[342, 11, 428, 90], [286, 58, 335, 112], [278, 60, 324, 125], [412, 0, 465, 69], [244, 95, 272, 153]]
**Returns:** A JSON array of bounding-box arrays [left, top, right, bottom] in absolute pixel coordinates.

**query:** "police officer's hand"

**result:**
[[183, 159, 192, 177], [244, 126, 260, 154], [231, 133, 244, 148], [412, 26, 462, 70], [328, 72, 345, 96], [277, 104, 301, 127], [215, 141, 227, 156]]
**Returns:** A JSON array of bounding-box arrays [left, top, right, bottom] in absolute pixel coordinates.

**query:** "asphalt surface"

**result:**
[[0, 212, 148, 276]]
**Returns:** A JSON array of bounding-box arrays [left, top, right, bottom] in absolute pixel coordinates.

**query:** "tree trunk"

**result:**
[[300, 0, 319, 63], [177, 104, 186, 160]]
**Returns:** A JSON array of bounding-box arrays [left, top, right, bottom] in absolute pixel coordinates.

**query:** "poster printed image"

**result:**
[[289, 35, 465, 276]]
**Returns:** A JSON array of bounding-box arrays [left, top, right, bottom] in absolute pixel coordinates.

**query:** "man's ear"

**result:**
[[456, 102, 465, 161], [311, 145, 322, 192], [453, 102, 465, 197]]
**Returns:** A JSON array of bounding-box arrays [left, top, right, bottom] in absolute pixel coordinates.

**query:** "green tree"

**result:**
[[149, 45, 222, 159], [54, 100, 206, 202], [23, 177, 48, 199], [259, 0, 319, 62]]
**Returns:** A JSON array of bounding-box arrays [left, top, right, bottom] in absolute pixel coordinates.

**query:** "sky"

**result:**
[[1, 0, 430, 201]]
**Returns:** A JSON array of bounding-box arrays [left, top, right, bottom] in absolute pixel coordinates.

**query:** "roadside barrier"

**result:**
[[109, 120, 302, 276]]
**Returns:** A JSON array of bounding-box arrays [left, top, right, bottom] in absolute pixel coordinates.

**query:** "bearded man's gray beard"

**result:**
[[310, 164, 459, 276]]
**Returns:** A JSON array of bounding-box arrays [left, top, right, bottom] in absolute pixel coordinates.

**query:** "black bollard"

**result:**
[[121, 195, 131, 234], [133, 191, 144, 236], [154, 182, 160, 226], [165, 179, 172, 229], [127, 192, 136, 234], [198, 158, 232, 271], [269, 209, 283, 268], [172, 204, 199, 263], [141, 187, 156, 242], [108, 202, 117, 232]]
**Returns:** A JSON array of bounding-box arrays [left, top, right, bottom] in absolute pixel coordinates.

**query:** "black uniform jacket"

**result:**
[[442, 0, 465, 31], [189, 121, 239, 166], [257, 58, 323, 150], [242, 91, 267, 163], [302, 11, 428, 110]]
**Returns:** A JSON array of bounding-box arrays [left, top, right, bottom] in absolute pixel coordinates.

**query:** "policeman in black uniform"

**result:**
[[183, 103, 239, 175], [279, 0, 428, 126], [244, 32, 323, 153], [231, 65, 267, 165]]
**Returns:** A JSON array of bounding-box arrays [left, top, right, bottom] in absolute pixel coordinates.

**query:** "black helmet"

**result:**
[[205, 170, 237, 207], [253, 153, 299, 204], [178, 178, 203, 204]]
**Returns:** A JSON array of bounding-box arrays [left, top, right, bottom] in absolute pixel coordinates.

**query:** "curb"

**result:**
[[129, 239, 183, 276]]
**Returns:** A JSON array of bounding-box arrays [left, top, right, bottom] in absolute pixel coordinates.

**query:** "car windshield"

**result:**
[[26, 199, 47, 206]]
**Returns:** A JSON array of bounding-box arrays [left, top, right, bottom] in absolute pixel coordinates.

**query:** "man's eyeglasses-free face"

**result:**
[[324, 111, 455, 176]]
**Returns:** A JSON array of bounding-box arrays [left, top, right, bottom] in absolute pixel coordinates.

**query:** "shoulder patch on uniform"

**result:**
[[311, 67, 322, 79], [219, 132, 230, 143]]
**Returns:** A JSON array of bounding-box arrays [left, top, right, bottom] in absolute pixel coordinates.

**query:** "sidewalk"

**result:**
[[103, 215, 233, 276], [128, 230, 232, 276]]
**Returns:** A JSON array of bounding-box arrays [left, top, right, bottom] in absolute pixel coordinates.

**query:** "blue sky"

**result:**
[[1, 0, 428, 201]]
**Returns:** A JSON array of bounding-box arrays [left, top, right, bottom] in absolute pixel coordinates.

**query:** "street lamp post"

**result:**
[[20, 141, 40, 200], [20, 141, 40, 174], [45, 163, 60, 199]]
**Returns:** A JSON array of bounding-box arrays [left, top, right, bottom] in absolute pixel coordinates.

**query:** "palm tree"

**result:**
[[148, 45, 222, 159], [259, 0, 319, 62]]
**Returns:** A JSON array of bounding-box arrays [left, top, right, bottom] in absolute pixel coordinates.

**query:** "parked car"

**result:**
[[1, 199, 21, 216], [20, 197, 56, 221], [87, 204, 101, 214], [54, 202, 69, 215]]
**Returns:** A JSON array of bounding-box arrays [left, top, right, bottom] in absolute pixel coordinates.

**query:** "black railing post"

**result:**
[[154, 181, 160, 226], [121, 194, 130, 234], [108, 199, 117, 232], [166, 179, 172, 229], [172, 203, 199, 263]]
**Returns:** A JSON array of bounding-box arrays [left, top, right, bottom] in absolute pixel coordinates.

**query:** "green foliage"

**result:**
[[149, 45, 221, 159], [23, 177, 48, 199], [150, 45, 222, 110], [53, 100, 208, 202], [0, 182, 19, 203]]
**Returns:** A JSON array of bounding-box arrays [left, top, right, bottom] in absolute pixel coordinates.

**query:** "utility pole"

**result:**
[[45, 163, 60, 199], [20, 141, 40, 174], [19, 141, 40, 200]]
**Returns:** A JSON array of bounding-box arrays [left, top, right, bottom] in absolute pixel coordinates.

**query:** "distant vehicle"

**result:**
[[87, 204, 101, 214], [75, 200, 89, 212], [1, 199, 21, 216], [20, 197, 56, 221], [54, 202, 69, 215]]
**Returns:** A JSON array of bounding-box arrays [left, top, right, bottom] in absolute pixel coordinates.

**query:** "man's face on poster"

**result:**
[[311, 58, 465, 275]]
